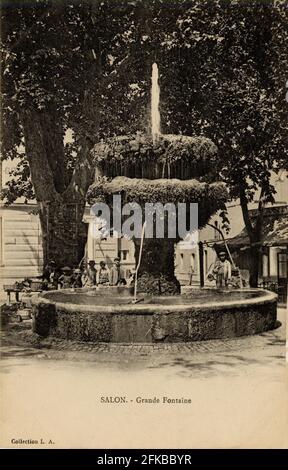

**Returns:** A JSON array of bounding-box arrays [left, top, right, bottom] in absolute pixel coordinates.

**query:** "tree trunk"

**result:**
[[249, 244, 261, 288], [39, 196, 87, 268], [21, 107, 94, 270], [240, 186, 264, 289], [134, 237, 180, 295]]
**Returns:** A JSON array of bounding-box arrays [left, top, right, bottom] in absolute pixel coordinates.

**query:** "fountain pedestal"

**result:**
[[134, 237, 180, 295]]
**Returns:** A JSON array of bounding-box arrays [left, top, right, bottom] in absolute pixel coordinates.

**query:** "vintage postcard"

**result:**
[[0, 0, 287, 450]]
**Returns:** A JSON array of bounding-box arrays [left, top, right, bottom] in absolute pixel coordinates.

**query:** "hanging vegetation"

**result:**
[[92, 133, 218, 179], [87, 176, 228, 229]]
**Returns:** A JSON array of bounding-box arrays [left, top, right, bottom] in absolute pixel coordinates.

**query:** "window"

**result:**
[[278, 253, 287, 279], [262, 253, 269, 277], [120, 250, 129, 261]]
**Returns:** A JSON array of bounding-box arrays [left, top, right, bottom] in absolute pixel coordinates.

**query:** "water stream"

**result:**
[[151, 62, 161, 143]]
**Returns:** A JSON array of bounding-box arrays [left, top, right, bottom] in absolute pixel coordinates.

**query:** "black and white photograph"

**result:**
[[0, 0, 287, 449]]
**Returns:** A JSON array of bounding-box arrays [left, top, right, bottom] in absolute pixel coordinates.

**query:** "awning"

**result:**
[[227, 215, 288, 249]]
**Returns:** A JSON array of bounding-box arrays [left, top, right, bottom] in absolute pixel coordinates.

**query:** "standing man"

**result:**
[[82, 260, 97, 287], [109, 257, 126, 286], [97, 261, 110, 286], [212, 251, 232, 288], [188, 266, 195, 286]]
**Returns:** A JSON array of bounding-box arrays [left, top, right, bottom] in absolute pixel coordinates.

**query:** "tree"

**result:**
[[148, 0, 288, 286], [1, 0, 146, 267]]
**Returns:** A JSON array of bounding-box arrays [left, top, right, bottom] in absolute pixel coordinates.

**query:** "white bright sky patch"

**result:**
[[64, 128, 74, 143], [129, 83, 140, 90], [108, 54, 115, 65]]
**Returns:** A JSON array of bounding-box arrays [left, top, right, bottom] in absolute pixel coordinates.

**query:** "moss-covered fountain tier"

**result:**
[[91, 132, 218, 180], [88, 133, 228, 295]]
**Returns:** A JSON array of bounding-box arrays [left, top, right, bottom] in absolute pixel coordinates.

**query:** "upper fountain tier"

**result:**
[[92, 132, 218, 180]]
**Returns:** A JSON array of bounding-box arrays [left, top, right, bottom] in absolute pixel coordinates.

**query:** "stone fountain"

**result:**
[[32, 64, 277, 343]]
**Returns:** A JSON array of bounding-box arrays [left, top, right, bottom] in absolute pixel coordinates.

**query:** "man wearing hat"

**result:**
[[212, 250, 232, 288], [82, 260, 97, 287], [109, 257, 126, 286], [72, 268, 83, 288], [96, 261, 110, 286], [42, 260, 56, 283], [42, 260, 60, 289]]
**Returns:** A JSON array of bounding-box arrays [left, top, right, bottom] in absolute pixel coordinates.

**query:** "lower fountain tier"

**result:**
[[87, 177, 227, 230], [31, 287, 277, 343]]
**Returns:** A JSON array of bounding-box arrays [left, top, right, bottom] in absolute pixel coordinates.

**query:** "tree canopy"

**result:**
[[1, 0, 287, 205], [1, 0, 287, 278]]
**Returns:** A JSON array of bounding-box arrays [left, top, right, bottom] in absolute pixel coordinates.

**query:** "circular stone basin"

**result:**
[[31, 287, 278, 343]]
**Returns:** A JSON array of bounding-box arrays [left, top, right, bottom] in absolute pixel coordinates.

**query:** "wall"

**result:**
[[0, 205, 43, 289]]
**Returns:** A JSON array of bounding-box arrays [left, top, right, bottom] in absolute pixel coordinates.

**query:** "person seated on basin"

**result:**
[[82, 260, 97, 287], [42, 260, 59, 290], [96, 261, 110, 286], [42, 260, 54, 283], [49, 263, 61, 290], [71, 268, 83, 288], [109, 257, 126, 286], [212, 251, 232, 288], [126, 268, 136, 287], [58, 266, 73, 289]]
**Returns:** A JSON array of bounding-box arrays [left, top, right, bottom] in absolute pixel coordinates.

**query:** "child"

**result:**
[[212, 251, 232, 288], [126, 268, 136, 287], [58, 266, 73, 289]]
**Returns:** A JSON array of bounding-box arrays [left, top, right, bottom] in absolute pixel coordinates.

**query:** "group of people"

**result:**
[[43, 251, 235, 291], [43, 257, 132, 290]]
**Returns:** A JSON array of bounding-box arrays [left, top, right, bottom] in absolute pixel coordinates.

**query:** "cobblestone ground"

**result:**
[[1, 308, 287, 449], [1, 308, 286, 376]]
